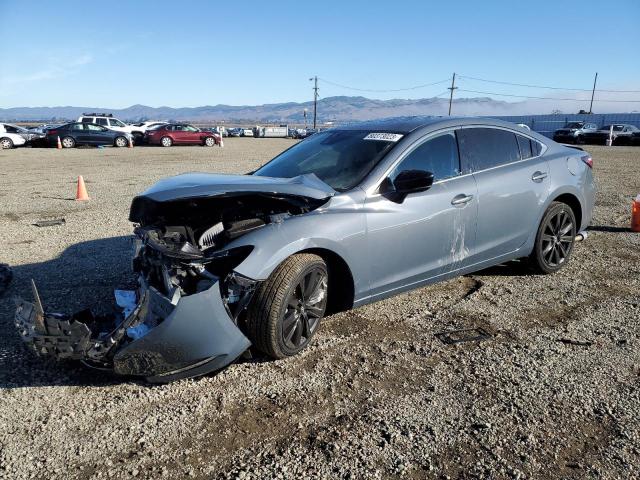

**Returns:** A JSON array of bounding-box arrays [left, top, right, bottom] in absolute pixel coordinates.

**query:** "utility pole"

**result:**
[[310, 76, 319, 128], [448, 73, 457, 116], [588, 72, 598, 114]]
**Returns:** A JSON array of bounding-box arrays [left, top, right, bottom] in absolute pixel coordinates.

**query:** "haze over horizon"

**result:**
[[1, 0, 639, 113]]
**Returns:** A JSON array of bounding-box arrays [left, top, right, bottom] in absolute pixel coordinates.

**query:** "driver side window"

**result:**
[[390, 132, 461, 183]]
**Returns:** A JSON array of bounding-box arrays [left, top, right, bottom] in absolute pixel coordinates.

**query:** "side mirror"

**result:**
[[381, 169, 434, 203], [393, 169, 434, 194]]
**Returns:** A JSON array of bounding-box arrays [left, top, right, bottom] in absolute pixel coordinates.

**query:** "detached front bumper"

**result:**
[[15, 280, 251, 383]]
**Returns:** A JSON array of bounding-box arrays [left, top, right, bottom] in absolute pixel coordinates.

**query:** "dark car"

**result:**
[[553, 121, 598, 144], [45, 123, 133, 148], [227, 128, 243, 137], [144, 124, 221, 147], [582, 124, 640, 145]]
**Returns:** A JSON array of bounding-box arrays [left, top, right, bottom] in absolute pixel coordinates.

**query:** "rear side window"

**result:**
[[391, 132, 460, 182], [457, 128, 520, 172], [531, 140, 543, 156], [515, 134, 544, 159]]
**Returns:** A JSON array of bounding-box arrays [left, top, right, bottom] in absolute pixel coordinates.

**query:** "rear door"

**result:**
[[457, 127, 549, 263], [171, 125, 189, 143], [71, 123, 92, 144]]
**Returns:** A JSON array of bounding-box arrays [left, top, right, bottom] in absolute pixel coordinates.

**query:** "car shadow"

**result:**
[[0, 235, 140, 389], [472, 260, 533, 277], [587, 225, 632, 233]]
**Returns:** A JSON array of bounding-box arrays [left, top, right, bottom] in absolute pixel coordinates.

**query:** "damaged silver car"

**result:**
[[15, 117, 595, 382]]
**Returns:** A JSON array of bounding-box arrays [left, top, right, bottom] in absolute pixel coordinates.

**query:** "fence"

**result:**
[[494, 113, 640, 138]]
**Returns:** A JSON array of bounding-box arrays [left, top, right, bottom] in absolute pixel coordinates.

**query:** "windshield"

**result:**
[[564, 122, 584, 129], [254, 130, 399, 191], [602, 125, 624, 131]]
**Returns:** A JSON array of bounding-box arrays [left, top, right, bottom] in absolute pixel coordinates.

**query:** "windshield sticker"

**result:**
[[363, 133, 403, 142]]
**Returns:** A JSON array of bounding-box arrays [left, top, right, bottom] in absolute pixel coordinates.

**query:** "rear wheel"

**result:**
[[161, 136, 172, 147], [61, 137, 75, 148], [0, 137, 14, 149], [114, 136, 128, 147], [528, 202, 576, 274], [246, 254, 328, 358]]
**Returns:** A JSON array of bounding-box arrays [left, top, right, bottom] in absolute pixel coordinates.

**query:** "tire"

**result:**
[[528, 202, 577, 274], [0, 137, 14, 149], [246, 254, 328, 359], [61, 136, 75, 148], [114, 136, 128, 147], [204, 136, 216, 147], [575, 135, 583, 145], [161, 136, 172, 147]]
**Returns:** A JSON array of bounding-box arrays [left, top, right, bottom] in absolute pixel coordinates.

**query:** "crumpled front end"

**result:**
[[14, 175, 333, 382]]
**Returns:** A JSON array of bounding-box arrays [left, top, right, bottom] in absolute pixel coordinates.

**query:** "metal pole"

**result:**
[[448, 73, 457, 116], [589, 72, 598, 114], [313, 76, 318, 129]]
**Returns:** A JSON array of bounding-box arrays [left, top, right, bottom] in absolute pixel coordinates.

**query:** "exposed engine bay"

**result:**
[[14, 180, 332, 382]]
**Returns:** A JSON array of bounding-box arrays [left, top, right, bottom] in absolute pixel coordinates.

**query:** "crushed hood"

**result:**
[[136, 173, 336, 203]]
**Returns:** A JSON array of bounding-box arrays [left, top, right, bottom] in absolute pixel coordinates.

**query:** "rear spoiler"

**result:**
[[561, 144, 584, 151]]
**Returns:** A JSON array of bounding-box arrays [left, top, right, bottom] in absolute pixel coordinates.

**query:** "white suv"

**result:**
[[77, 113, 135, 134]]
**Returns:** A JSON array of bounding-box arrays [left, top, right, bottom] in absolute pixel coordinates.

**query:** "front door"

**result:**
[[365, 130, 478, 299]]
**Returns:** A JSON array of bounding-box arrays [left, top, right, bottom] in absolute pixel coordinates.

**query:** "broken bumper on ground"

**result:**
[[15, 278, 252, 383]]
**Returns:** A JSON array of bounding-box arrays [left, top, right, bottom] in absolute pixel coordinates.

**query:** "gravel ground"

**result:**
[[0, 141, 639, 479]]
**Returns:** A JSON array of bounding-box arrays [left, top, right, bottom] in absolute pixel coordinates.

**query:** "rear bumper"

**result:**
[[15, 280, 251, 383]]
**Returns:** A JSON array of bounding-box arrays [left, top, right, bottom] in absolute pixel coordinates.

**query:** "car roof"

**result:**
[[336, 116, 532, 134]]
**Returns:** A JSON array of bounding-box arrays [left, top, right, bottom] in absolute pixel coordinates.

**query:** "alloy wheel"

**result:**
[[115, 137, 127, 147], [541, 210, 574, 268], [62, 137, 75, 148], [205, 137, 215, 146], [0, 138, 12, 149], [161, 137, 172, 147], [281, 267, 327, 350]]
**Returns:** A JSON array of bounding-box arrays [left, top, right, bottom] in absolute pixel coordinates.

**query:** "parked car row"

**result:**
[[553, 121, 640, 145]]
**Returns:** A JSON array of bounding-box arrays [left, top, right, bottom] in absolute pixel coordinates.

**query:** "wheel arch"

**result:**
[[551, 192, 582, 230], [297, 247, 355, 315]]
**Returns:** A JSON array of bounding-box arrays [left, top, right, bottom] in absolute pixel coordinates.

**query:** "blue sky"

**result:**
[[1, 0, 639, 108]]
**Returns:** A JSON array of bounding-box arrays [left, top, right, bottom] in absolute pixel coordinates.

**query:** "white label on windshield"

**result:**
[[363, 133, 403, 142]]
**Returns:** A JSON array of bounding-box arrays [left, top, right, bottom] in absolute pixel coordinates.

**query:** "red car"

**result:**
[[145, 124, 221, 147]]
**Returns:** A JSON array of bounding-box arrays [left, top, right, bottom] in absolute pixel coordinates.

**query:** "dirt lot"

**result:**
[[0, 141, 639, 479]]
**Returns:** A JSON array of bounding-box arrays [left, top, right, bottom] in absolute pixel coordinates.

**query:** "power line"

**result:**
[[458, 74, 640, 93], [457, 88, 640, 103], [318, 77, 451, 93]]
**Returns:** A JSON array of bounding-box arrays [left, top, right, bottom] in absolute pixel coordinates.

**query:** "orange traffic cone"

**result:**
[[632, 194, 640, 232], [128, 136, 133, 148], [57, 136, 62, 149], [76, 176, 90, 201]]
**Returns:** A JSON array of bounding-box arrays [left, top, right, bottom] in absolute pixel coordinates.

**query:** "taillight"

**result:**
[[581, 155, 593, 168]]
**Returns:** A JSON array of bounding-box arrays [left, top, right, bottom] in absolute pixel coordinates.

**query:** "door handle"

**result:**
[[531, 171, 548, 182], [451, 194, 474, 206]]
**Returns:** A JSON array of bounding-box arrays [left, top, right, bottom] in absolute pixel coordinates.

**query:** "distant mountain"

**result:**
[[0, 95, 542, 123]]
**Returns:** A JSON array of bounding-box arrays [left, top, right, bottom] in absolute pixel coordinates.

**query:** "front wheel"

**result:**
[[246, 254, 328, 358], [204, 136, 216, 147], [0, 137, 14, 149], [161, 136, 172, 147], [528, 202, 576, 274], [61, 136, 75, 148]]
